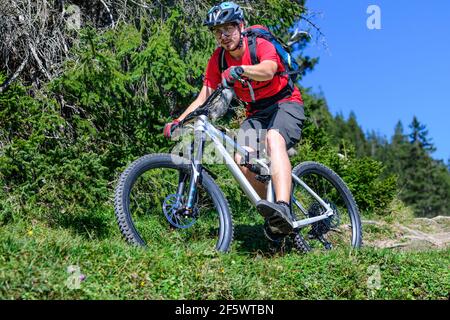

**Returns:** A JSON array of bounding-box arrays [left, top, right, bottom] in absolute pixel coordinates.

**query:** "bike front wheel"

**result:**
[[114, 153, 233, 252], [291, 161, 362, 252]]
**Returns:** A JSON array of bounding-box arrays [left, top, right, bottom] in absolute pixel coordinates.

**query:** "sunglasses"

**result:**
[[212, 25, 238, 38]]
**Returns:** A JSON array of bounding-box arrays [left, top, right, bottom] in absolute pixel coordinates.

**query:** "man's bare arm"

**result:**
[[177, 85, 214, 121], [241, 60, 278, 82]]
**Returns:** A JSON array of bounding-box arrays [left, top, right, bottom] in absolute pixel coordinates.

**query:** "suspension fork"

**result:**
[[176, 172, 188, 202], [185, 116, 207, 210]]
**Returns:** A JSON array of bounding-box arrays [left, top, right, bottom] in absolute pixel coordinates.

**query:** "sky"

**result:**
[[298, 0, 450, 161]]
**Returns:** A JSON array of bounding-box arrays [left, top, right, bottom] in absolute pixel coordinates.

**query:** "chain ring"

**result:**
[[263, 220, 287, 243]]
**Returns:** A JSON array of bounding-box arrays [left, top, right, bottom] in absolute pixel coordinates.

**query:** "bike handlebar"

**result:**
[[176, 85, 229, 127], [173, 75, 255, 135]]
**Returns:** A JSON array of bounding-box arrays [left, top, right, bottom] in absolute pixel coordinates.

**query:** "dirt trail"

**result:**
[[362, 216, 450, 250]]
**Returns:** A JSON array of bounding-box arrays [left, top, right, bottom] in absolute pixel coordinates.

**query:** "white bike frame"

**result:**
[[185, 114, 335, 230]]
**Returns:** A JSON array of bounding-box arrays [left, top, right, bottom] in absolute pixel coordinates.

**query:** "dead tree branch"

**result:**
[[99, 0, 115, 28], [29, 42, 51, 80], [0, 54, 29, 93]]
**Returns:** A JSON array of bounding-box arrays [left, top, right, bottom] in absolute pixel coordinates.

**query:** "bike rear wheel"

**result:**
[[291, 161, 362, 252], [114, 153, 233, 252]]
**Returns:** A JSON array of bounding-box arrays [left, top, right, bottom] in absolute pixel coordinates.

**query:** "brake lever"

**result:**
[[236, 76, 255, 102]]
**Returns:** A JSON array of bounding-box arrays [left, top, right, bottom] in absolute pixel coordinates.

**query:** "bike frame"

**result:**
[[182, 114, 335, 230]]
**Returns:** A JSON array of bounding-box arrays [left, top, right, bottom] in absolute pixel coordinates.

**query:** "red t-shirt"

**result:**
[[203, 37, 303, 116]]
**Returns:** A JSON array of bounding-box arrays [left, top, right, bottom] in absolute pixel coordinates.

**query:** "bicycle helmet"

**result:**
[[203, 2, 244, 28]]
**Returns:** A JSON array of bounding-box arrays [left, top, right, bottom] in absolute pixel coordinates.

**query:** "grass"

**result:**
[[1, 209, 449, 300]]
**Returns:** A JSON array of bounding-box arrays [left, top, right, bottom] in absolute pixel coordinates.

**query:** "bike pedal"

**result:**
[[256, 200, 294, 235], [267, 217, 293, 235]]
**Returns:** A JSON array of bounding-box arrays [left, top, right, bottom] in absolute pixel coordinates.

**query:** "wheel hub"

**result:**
[[307, 200, 340, 237]]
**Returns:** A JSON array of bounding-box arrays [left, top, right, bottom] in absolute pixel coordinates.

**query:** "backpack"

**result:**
[[218, 25, 301, 95]]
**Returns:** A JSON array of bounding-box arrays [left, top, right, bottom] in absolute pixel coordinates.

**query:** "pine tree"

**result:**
[[392, 121, 408, 145], [346, 112, 368, 157], [409, 116, 436, 154], [385, 121, 410, 176], [366, 130, 388, 164], [398, 117, 449, 216]]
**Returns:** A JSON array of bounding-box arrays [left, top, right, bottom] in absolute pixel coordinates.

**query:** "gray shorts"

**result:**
[[237, 101, 305, 152]]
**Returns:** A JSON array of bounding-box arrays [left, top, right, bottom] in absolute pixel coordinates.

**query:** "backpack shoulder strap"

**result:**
[[248, 34, 258, 65], [245, 29, 259, 65], [219, 47, 227, 73]]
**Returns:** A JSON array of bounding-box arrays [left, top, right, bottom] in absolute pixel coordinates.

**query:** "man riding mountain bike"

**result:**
[[164, 2, 306, 236]]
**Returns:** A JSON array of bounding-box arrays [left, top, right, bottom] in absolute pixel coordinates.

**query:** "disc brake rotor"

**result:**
[[163, 194, 197, 229]]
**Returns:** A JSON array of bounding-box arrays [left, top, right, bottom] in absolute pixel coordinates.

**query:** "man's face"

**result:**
[[212, 22, 242, 51]]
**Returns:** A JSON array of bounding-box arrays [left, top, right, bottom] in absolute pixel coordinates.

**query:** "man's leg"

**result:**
[[255, 129, 295, 234], [256, 101, 305, 234], [266, 101, 304, 204], [266, 129, 291, 203]]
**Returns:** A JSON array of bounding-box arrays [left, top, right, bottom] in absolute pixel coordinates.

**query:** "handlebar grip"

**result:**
[[171, 122, 180, 134]]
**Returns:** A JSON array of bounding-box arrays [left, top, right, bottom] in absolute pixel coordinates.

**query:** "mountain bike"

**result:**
[[114, 85, 362, 253]]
